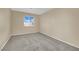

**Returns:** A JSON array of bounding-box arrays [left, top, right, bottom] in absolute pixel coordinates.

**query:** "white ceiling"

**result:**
[[11, 8, 53, 15]]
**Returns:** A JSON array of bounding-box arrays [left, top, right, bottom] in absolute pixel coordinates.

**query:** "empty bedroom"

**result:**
[[0, 8, 79, 51]]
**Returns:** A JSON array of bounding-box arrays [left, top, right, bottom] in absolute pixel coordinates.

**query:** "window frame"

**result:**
[[24, 16, 35, 26]]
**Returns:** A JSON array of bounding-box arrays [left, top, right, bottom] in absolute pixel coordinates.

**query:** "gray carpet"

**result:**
[[2, 33, 79, 51]]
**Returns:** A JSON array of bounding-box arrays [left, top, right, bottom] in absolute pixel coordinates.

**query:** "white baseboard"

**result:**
[[0, 32, 39, 50], [1, 32, 79, 51], [40, 32, 79, 49], [0, 35, 12, 51], [11, 32, 40, 36]]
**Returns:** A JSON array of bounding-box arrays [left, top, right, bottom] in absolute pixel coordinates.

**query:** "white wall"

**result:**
[[1, 8, 79, 50], [0, 9, 11, 50], [11, 11, 40, 35], [40, 8, 79, 48]]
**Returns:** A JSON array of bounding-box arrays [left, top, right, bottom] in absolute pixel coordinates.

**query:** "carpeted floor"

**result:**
[[2, 33, 79, 51]]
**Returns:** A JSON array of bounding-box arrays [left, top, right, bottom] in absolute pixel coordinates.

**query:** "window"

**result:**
[[24, 16, 34, 26]]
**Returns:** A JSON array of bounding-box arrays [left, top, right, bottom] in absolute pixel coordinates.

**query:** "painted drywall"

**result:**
[[40, 8, 79, 48], [11, 11, 40, 35], [0, 9, 11, 50]]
